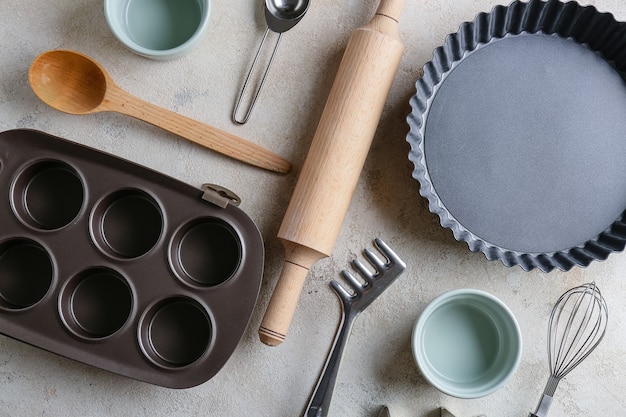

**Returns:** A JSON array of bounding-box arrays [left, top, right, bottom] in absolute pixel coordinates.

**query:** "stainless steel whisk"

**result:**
[[530, 282, 608, 417]]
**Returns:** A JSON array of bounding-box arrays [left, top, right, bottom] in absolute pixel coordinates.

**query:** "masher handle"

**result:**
[[305, 304, 356, 417]]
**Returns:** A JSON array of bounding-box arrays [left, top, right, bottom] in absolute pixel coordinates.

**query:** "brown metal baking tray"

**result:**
[[0, 129, 264, 388]]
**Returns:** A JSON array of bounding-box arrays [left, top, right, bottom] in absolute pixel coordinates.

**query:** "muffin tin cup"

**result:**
[[169, 218, 242, 288], [138, 296, 213, 369], [11, 160, 85, 231], [0, 129, 264, 388], [59, 267, 134, 340], [90, 189, 164, 260], [0, 238, 54, 310]]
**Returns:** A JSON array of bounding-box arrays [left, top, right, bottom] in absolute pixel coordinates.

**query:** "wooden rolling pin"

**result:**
[[259, 0, 406, 346]]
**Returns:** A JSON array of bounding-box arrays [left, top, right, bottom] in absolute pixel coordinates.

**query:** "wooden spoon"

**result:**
[[28, 50, 291, 174]]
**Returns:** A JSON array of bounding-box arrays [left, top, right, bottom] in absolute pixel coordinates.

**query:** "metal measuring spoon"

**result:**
[[232, 0, 310, 124]]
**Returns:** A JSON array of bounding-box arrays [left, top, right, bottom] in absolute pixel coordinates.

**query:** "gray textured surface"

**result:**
[[0, 0, 626, 416], [423, 33, 626, 253]]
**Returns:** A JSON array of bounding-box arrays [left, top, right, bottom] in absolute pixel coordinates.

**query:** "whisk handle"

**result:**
[[530, 394, 553, 417]]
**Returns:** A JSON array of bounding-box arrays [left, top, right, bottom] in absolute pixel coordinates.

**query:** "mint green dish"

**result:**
[[105, 0, 210, 60], [412, 289, 522, 398]]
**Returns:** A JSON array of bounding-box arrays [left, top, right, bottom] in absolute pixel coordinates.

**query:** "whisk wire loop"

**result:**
[[548, 282, 607, 379], [533, 282, 608, 417]]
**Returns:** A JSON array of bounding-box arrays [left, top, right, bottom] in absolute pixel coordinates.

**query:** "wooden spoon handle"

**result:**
[[104, 88, 291, 174]]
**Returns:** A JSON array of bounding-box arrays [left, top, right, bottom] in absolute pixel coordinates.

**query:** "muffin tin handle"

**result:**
[[201, 184, 241, 208]]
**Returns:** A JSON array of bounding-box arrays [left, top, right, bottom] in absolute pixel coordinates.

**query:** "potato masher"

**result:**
[[304, 238, 406, 417]]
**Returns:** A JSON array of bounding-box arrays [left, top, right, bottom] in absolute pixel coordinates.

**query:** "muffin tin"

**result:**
[[0, 129, 264, 388]]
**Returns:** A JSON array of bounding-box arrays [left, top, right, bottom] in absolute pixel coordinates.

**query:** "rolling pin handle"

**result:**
[[259, 241, 326, 346], [375, 0, 406, 22], [259, 261, 310, 346]]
